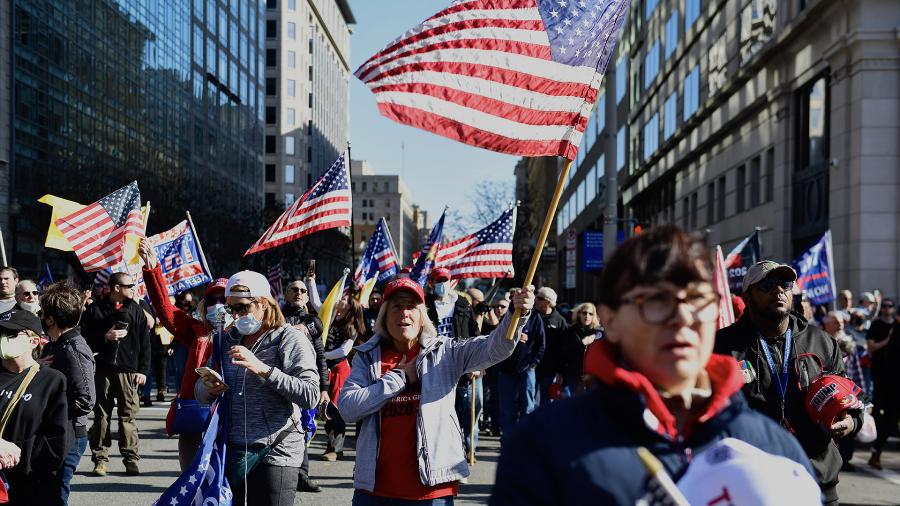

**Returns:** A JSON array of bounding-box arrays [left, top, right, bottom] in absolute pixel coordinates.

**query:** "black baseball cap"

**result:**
[[0, 310, 44, 335]]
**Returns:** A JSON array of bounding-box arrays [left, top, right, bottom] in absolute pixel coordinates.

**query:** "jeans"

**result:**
[[352, 490, 455, 505], [498, 368, 536, 443], [455, 376, 483, 457], [537, 374, 556, 406], [231, 463, 299, 506], [90, 368, 141, 463], [60, 434, 87, 504], [167, 342, 188, 392]]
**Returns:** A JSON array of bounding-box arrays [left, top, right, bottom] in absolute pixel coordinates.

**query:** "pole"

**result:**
[[347, 142, 356, 269], [469, 375, 476, 465], [186, 210, 213, 278], [0, 226, 7, 266], [504, 159, 574, 341], [603, 70, 619, 264]]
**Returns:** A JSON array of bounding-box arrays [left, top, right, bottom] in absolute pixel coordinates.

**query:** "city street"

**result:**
[[68, 402, 900, 505]]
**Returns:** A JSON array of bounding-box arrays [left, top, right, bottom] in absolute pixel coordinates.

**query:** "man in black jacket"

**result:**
[[715, 261, 862, 506], [534, 286, 568, 405], [282, 278, 327, 493], [81, 272, 150, 477]]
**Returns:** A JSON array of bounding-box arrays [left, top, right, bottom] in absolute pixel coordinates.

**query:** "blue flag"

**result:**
[[155, 400, 231, 506], [147, 220, 213, 296], [410, 209, 446, 286], [36, 263, 54, 291], [792, 230, 837, 306]]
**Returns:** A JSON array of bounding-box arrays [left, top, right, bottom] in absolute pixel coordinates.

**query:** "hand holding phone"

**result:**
[[306, 259, 316, 279], [196, 367, 228, 394]]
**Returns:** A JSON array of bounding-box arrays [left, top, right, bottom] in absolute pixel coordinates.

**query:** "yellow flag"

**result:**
[[358, 277, 377, 306], [124, 203, 151, 266], [37, 195, 85, 251], [319, 268, 350, 343]]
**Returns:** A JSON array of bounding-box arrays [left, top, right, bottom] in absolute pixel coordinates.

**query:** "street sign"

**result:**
[[565, 266, 576, 289], [565, 249, 577, 268], [565, 228, 577, 249]]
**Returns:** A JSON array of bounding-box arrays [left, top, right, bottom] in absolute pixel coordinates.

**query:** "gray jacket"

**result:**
[[198, 324, 319, 467], [339, 312, 526, 492], [42, 327, 96, 435]]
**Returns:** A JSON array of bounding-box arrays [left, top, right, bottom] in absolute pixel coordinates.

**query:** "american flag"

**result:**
[[56, 181, 144, 272], [410, 209, 447, 286], [355, 0, 631, 159], [268, 263, 285, 303], [414, 207, 516, 279], [354, 218, 400, 288], [245, 154, 352, 256]]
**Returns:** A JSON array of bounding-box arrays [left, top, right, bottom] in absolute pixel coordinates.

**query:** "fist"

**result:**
[[105, 329, 127, 342], [510, 285, 536, 313]]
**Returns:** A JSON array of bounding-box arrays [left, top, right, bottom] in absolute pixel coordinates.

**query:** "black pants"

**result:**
[[872, 381, 900, 454], [231, 463, 299, 506], [298, 444, 311, 482], [325, 402, 346, 453]]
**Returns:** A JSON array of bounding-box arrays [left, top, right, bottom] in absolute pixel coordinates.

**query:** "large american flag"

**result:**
[[354, 218, 400, 288], [416, 207, 516, 279], [245, 154, 352, 256], [56, 181, 144, 272], [355, 0, 631, 159]]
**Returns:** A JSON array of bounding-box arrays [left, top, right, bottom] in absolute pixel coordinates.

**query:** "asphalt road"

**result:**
[[67, 404, 900, 505]]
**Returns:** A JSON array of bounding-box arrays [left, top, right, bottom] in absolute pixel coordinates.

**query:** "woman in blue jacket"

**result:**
[[492, 226, 816, 506]]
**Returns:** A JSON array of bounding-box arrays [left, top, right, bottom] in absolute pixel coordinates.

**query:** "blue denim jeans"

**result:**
[[454, 376, 483, 457], [498, 368, 536, 442], [352, 491, 455, 505], [61, 434, 88, 504]]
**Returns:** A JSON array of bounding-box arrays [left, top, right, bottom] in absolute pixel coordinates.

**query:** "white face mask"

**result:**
[[0, 333, 33, 360], [206, 304, 233, 327], [235, 315, 262, 335]]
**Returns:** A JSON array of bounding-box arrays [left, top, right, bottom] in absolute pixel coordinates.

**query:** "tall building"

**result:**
[[556, 0, 900, 301], [513, 157, 560, 290], [3, 0, 266, 276], [350, 159, 428, 267]]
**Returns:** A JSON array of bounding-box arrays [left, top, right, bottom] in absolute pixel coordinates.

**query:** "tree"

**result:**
[[468, 180, 516, 228]]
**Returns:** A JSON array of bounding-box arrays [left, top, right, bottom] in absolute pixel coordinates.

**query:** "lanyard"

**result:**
[[758, 328, 793, 401]]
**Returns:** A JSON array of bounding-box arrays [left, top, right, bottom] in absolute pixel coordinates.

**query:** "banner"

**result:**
[[724, 230, 761, 295], [792, 230, 837, 306], [146, 220, 213, 296], [714, 246, 735, 330]]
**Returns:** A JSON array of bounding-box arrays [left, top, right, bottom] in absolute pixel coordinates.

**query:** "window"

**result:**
[[587, 166, 597, 204], [646, 0, 659, 18], [287, 22, 296, 39], [682, 197, 690, 229], [265, 192, 275, 208], [706, 183, 715, 225], [285, 136, 295, 155], [663, 92, 677, 139], [643, 114, 659, 159], [285, 165, 295, 184], [266, 48, 277, 67], [579, 180, 587, 215], [644, 40, 660, 88], [717, 176, 726, 221], [765, 148, 774, 202], [286, 108, 296, 125], [266, 78, 277, 95], [265, 135, 276, 153], [265, 164, 276, 182], [287, 50, 296, 69], [685, 0, 700, 31], [308, 93, 313, 108], [288, 0, 296, 10], [750, 156, 761, 207], [800, 78, 828, 168], [285, 193, 295, 207], [287, 79, 296, 96], [373, 182, 379, 192], [690, 192, 698, 230], [266, 20, 277, 38], [362, 182, 367, 191], [615, 57, 627, 104], [361, 199, 367, 208], [307, 147, 312, 163], [683, 65, 699, 120], [665, 10, 679, 59], [736, 165, 746, 212], [265, 106, 276, 124], [616, 126, 626, 172], [596, 91, 605, 134], [586, 108, 597, 143], [266, 0, 277, 8]]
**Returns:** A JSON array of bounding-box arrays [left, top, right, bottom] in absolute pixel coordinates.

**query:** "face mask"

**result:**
[[235, 314, 262, 336], [433, 282, 447, 297], [0, 333, 33, 360], [206, 304, 233, 327], [19, 302, 40, 315]]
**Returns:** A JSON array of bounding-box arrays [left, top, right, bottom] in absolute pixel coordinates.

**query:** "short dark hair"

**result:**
[[597, 225, 712, 309], [109, 272, 132, 288], [40, 282, 84, 328]]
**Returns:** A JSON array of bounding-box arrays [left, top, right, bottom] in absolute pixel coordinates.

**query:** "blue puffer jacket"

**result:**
[[491, 341, 816, 506]]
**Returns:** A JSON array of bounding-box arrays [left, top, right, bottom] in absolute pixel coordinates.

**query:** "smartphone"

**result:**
[[308, 259, 316, 275], [195, 367, 225, 384], [115, 321, 129, 330]]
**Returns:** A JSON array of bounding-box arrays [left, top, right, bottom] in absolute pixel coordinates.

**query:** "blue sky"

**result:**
[[347, 0, 518, 219]]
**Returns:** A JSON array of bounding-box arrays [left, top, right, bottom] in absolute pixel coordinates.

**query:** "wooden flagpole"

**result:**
[[504, 158, 574, 341]]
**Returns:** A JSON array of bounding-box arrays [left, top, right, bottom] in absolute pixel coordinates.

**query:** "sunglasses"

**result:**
[[225, 301, 255, 315], [755, 278, 794, 293], [21, 291, 40, 297], [287, 287, 308, 294], [116, 283, 135, 289]]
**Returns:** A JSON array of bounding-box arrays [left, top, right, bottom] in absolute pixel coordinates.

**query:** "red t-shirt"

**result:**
[[373, 343, 459, 500]]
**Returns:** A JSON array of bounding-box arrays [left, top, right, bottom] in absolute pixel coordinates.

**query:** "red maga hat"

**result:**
[[383, 277, 425, 304], [203, 278, 229, 298], [429, 267, 451, 282]]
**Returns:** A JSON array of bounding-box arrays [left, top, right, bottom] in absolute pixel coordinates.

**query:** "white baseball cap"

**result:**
[[677, 438, 820, 506], [225, 270, 272, 298]]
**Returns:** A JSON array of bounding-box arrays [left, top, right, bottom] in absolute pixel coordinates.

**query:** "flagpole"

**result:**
[[347, 143, 356, 269], [186, 211, 213, 278], [0, 225, 7, 266], [504, 158, 573, 341], [469, 375, 476, 465]]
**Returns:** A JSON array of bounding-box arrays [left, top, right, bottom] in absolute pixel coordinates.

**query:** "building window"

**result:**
[[736, 165, 746, 212], [308, 93, 313, 108], [682, 197, 689, 229], [643, 114, 659, 159], [706, 183, 715, 225], [266, 0, 277, 8], [690, 192, 698, 230], [800, 77, 828, 169], [644, 40, 659, 88], [750, 156, 761, 207], [285, 193, 295, 208], [265, 164, 276, 182], [717, 176, 726, 221], [362, 182, 367, 192], [307, 147, 312, 162], [765, 148, 775, 202], [266, 77, 277, 96], [285, 165, 295, 184], [596, 91, 605, 133], [266, 48, 277, 67], [287, 108, 296, 125], [287, 79, 296, 96], [683, 65, 700, 120], [587, 166, 597, 204], [265, 135, 276, 153], [362, 199, 368, 208], [285, 136, 295, 155], [646, 0, 658, 18], [266, 20, 277, 38], [287, 22, 297, 40], [287, 50, 296, 69], [663, 92, 677, 139], [615, 57, 627, 104], [665, 10, 679, 59], [265, 192, 276, 208], [616, 126, 626, 172], [685, 0, 700, 31], [265, 106, 276, 124], [288, 0, 296, 10]]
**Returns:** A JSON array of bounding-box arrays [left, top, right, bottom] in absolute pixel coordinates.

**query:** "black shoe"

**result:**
[[141, 397, 152, 407], [297, 478, 322, 493]]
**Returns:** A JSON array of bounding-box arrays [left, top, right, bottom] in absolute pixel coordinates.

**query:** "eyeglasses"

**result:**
[[287, 287, 308, 294], [754, 278, 794, 293], [620, 291, 719, 325], [225, 301, 255, 315]]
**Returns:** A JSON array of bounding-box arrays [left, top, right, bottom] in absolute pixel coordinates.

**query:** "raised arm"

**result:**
[[140, 240, 203, 346], [450, 287, 535, 374]]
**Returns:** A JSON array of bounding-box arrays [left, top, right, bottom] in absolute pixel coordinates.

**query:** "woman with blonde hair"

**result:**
[[197, 270, 319, 506], [555, 302, 601, 396]]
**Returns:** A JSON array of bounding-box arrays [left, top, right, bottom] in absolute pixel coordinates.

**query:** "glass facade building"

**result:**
[[8, 0, 265, 274]]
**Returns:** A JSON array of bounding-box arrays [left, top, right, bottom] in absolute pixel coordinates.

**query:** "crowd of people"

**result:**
[[0, 225, 896, 505]]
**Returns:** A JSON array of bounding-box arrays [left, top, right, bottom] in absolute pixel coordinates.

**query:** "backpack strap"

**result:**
[[0, 365, 40, 438]]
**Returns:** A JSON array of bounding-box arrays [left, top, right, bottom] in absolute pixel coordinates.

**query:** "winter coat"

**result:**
[[282, 304, 329, 390], [41, 328, 96, 437], [491, 340, 814, 506], [81, 296, 151, 374], [535, 309, 568, 378], [557, 324, 598, 379]]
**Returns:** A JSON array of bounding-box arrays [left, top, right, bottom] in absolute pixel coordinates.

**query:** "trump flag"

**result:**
[[146, 220, 213, 296], [792, 230, 837, 306]]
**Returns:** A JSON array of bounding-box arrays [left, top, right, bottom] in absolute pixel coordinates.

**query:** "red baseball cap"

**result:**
[[430, 267, 451, 283], [203, 278, 229, 298], [383, 277, 425, 304]]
